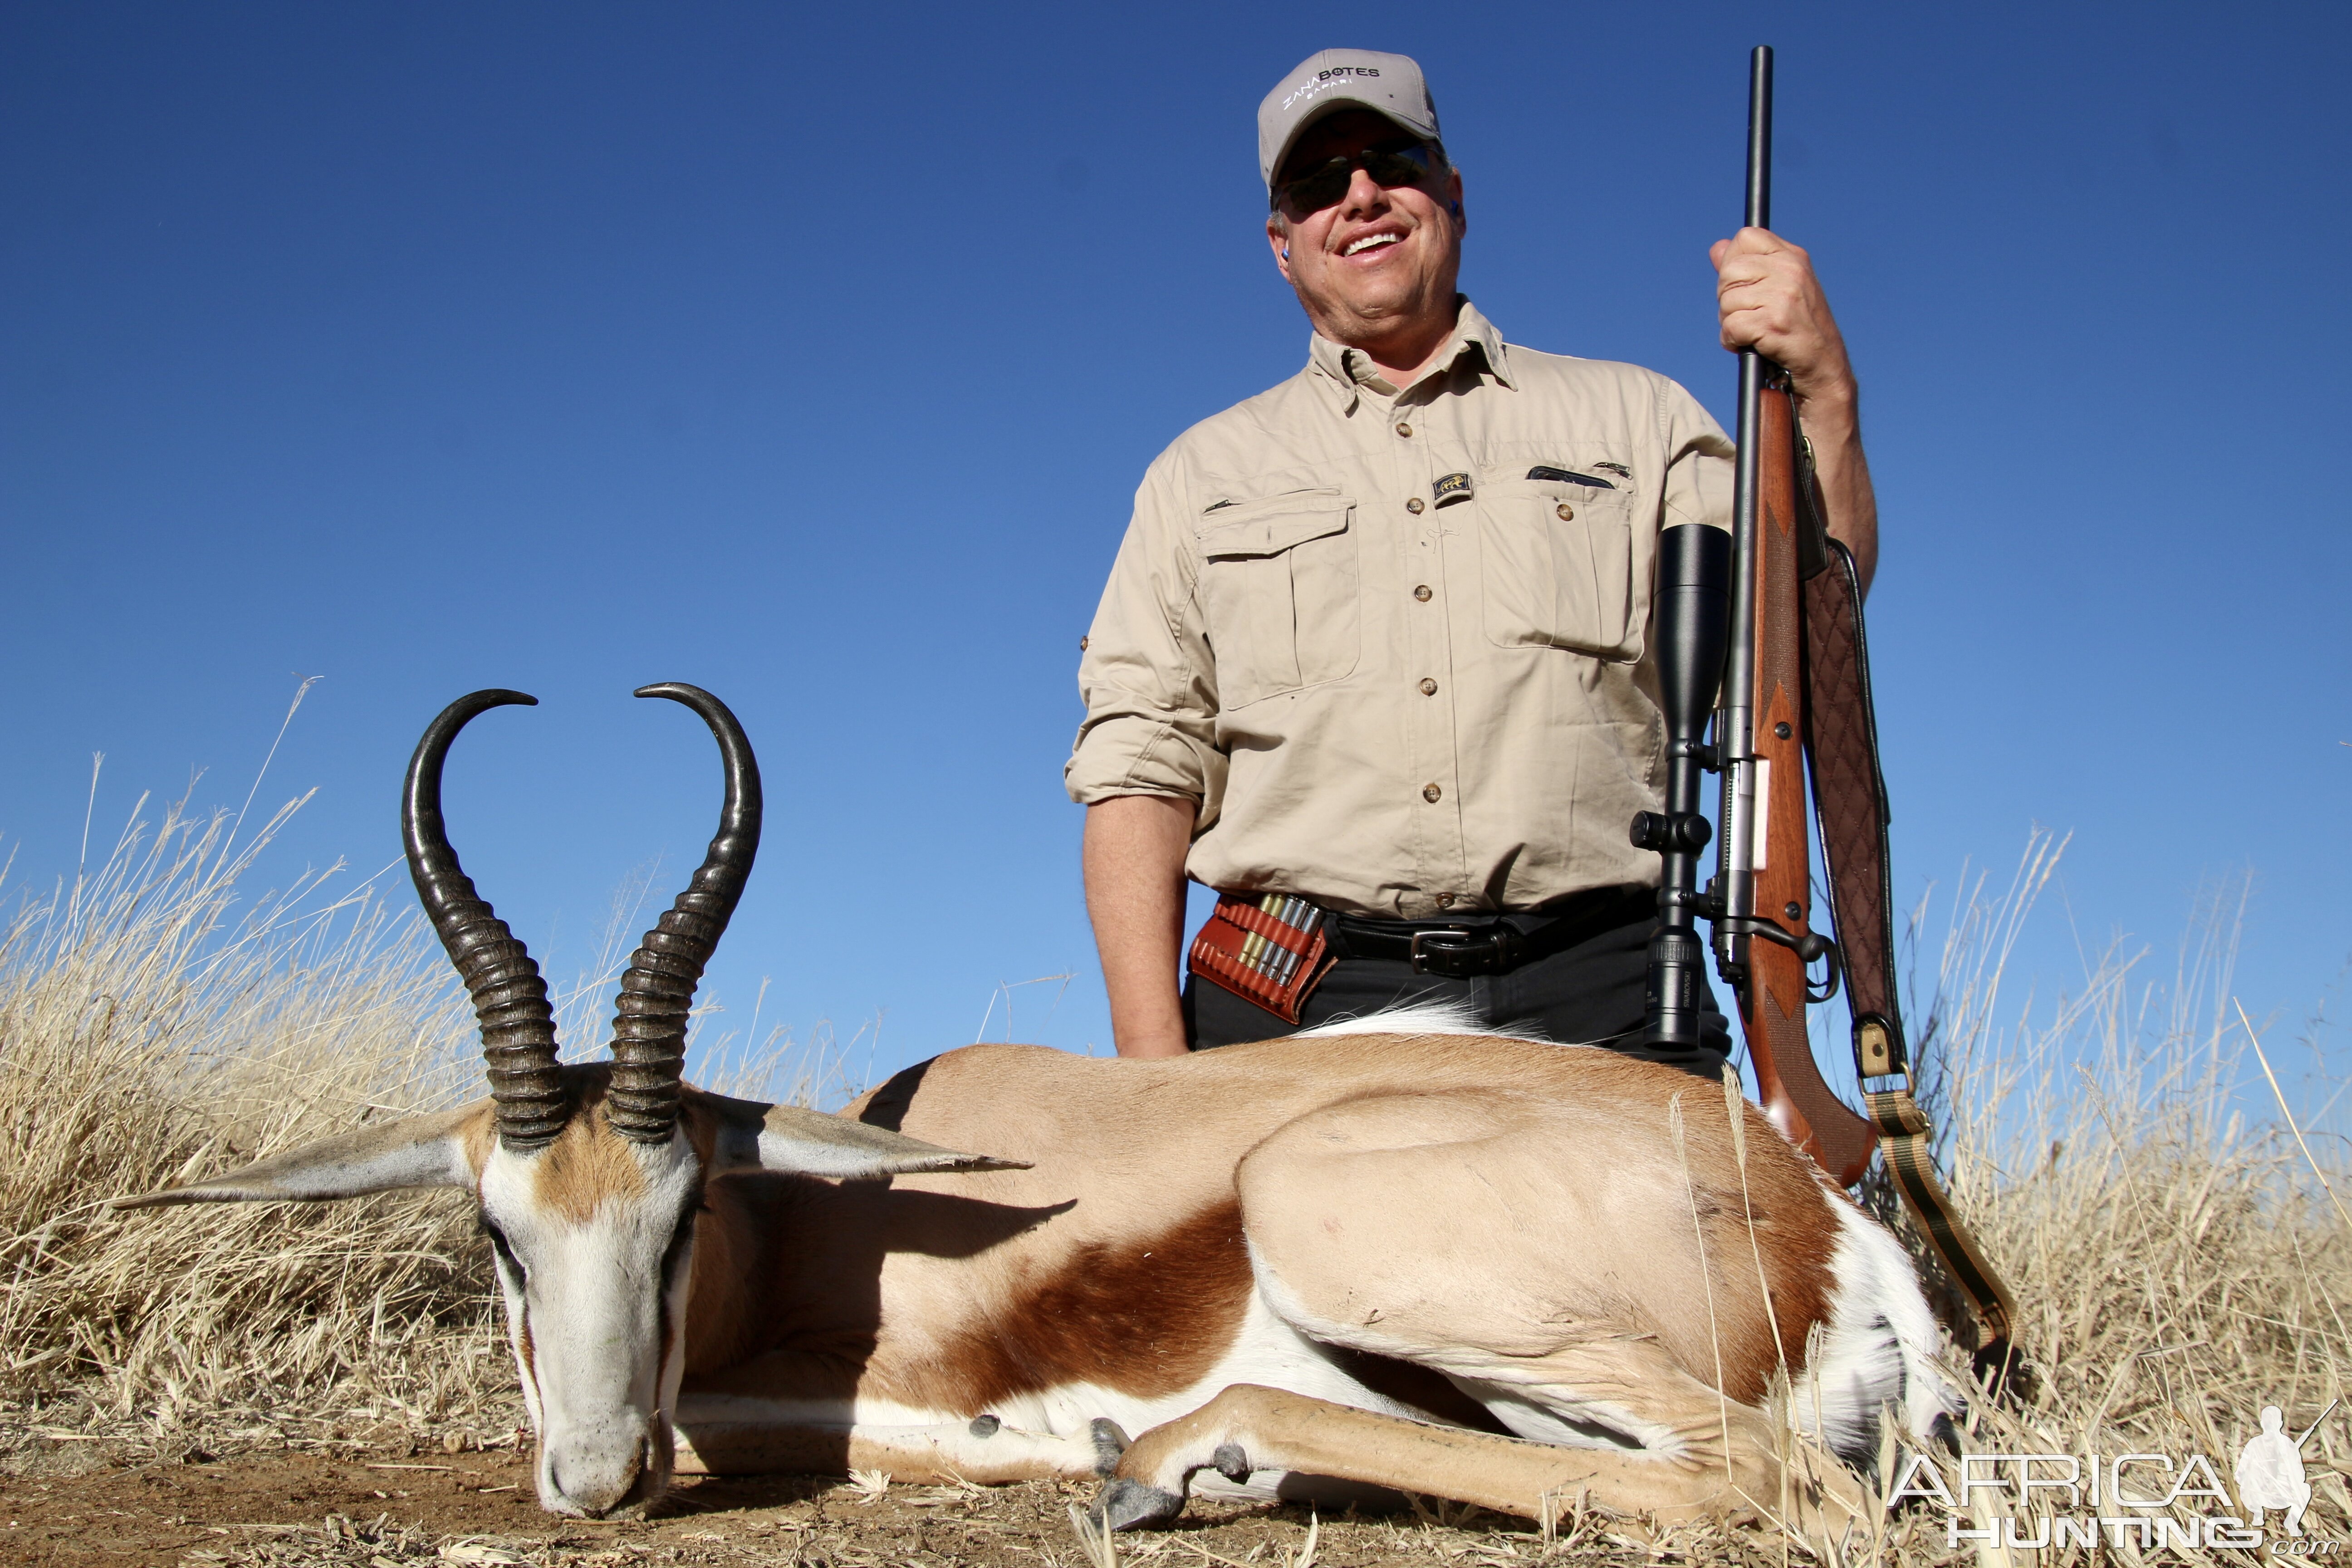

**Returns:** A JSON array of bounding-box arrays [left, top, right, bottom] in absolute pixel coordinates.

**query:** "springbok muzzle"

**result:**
[[540, 1423, 672, 1518]]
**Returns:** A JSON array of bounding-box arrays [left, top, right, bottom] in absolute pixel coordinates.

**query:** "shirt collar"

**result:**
[[1305, 297, 1516, 413], [1454, 299, 1515, 390]]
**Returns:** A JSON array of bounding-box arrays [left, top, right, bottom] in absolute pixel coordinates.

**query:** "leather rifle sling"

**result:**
[[1793, 431, 2024, 1360], [1748, 382, 1877, 1186]]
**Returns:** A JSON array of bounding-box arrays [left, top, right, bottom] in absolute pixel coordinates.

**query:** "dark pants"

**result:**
[[1183, 913, 1732, 1078]]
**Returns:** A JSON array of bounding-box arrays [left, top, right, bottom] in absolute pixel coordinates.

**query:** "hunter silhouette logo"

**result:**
[[2237, 1401, 2332, 1537], [1887, 1395, 2342, 1552]]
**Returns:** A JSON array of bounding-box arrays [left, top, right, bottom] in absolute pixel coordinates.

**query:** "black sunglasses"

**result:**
[[1272, 141, 1440, 215]]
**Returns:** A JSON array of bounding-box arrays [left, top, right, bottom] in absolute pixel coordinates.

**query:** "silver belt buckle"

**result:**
[[1408, 928, 1475, 975]]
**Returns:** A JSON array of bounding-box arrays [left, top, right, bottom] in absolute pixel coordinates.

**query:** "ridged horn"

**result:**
[[606, 683, 762, 1143], [402, 690, 568, 1151]]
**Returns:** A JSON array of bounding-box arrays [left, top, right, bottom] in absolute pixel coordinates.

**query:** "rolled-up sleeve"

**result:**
[[1064, 457, 1229, 823], [1657, 376, 1736, 533]]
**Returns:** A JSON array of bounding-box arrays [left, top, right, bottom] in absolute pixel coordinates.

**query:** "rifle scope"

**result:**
[[1634, 44, 1770, 1049], [1633, 524, 1730, 1049]]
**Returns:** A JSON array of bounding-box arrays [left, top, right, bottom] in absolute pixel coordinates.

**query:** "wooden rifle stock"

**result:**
[[1719, 45, 1876, 1185], [1745, 381, 1876, 1186]]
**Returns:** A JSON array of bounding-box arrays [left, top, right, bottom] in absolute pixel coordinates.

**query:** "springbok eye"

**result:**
[[478, 1213, 524, 1282], [659, 1206, 697, 1284]]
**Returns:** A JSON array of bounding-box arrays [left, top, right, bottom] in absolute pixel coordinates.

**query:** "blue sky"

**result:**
[[3, 1, 2346, 1097]]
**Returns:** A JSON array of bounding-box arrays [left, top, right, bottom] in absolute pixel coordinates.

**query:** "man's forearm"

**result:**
[[1795, 389, 1878, 596], [1082, 794, 1196, 1058]]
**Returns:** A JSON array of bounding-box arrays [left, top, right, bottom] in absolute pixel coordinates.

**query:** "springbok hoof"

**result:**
[[1094, 1477, 1185, 1531], [1088, 1417, 1131, 1477]]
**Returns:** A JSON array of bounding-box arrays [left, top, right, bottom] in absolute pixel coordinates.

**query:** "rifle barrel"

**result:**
[[1715, 45, 1775, 976], [1745, 46, 1773, 231]]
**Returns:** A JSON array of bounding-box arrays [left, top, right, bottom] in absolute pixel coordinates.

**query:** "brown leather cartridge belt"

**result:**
[[1326, 884, 1656, 979]]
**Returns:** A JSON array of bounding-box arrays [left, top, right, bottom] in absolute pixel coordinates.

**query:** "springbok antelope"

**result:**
[[120, 684, 1958, 1546]]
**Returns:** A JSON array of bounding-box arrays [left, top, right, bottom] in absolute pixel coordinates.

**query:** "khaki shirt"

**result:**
[[1065, 300, 1733, 920]]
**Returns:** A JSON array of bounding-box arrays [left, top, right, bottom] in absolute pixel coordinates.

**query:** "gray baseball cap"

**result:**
[[1258, 49, 1442, 190]]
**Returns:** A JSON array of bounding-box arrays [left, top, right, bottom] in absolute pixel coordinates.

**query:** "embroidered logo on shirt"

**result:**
[[1432, 471, 1475, 505]]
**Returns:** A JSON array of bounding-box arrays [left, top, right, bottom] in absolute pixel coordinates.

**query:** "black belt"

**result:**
[[1324, 885, 1656, 979]]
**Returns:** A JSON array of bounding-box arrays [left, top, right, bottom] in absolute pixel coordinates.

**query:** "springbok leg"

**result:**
[[1196, 1088, 1872, 1550], [1103, 1384, 1862, 1552], [676, 1412, 1126, 1485]]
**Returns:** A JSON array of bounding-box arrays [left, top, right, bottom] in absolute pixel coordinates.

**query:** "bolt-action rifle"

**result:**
[[1632, 46, 2024, 1382]]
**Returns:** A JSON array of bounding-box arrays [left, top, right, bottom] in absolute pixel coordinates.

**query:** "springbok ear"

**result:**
[[703, 1096, 1030, 1181], [112, 1103, 484, 1210]]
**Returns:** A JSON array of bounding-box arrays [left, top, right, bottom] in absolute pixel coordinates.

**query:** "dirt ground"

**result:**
[[0, 1417, 1827, 1568]]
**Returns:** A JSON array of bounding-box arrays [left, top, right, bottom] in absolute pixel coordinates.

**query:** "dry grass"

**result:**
[[0, 767, 873, 1471], [0, 771, 2345, 1562], [0, 784, 497, 1437], [1869, 833, 2352, 1555], [1929, 838, 2349, 1430]]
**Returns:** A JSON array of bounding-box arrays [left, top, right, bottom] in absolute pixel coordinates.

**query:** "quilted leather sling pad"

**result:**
[[1804, 530, 2022, 1370]]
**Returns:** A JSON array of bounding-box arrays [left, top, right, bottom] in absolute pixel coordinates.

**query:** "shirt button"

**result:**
[[1405, 497, 1425, 514], [1434, 892, 1455, 907], [1556, 503, 1575, 521], [1078, 636, 1089, 651], [1413, 584, 1433, 602], [1422, 783, 1443, 803], [1395, 422, 1413, 438], [1418, 678, 1438, 696]]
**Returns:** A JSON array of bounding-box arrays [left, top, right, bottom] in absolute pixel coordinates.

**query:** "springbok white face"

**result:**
[[118, 1074, 1014, 1516], [476, 1095, 703, 1515], [116, 684, 1019, 1519]]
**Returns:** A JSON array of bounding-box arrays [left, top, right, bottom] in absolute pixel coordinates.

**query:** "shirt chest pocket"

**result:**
[[1193, 490, 1361, 708], [1474, 478, 1642, 661]]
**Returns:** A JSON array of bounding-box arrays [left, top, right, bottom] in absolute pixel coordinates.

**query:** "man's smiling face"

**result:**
[[1267, 108, 1465, 363]]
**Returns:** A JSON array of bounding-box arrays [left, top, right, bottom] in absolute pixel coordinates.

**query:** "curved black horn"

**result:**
[[606, 683, 762, 1143], [402, 690, 568, 1150]]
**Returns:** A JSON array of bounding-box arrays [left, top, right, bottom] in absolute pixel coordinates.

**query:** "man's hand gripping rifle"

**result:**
[[1634, 47, 2027, 1387]]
